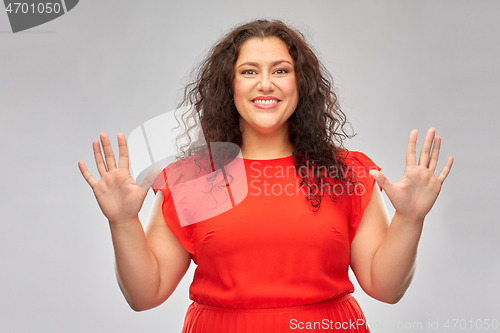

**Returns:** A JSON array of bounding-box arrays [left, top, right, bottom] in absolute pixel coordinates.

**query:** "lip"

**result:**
[[251, 96, 282, 109]]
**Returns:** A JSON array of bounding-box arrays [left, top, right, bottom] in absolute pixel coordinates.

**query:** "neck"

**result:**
[[240, 122, 294, 160]]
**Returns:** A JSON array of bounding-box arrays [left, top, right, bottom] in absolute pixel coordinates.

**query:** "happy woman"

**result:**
[[78, 19, 453, 332]]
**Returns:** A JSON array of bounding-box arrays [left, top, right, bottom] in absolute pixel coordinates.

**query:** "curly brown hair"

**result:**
[[176, 19, 357, 210]]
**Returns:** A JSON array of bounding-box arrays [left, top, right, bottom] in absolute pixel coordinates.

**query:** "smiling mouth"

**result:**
[[252, 99, 280, 105]]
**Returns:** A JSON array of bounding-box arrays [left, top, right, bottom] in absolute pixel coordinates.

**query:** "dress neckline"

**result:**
[[242, 155, 294, 162]]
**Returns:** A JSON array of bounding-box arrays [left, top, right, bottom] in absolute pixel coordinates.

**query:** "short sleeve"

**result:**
[[346, 151, 381, 243], [152, 167, 196, 257]]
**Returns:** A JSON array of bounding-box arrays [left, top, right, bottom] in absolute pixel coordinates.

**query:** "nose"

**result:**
[[257, 73, 274, 92]]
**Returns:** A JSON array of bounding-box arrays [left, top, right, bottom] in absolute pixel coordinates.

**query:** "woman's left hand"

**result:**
[[369, 128, 454, 221]]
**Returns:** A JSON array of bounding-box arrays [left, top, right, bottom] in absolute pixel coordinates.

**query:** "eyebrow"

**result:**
[[236, 60, 293, 69]]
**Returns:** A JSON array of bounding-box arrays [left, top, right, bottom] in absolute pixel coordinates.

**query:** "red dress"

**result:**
[[152, 151, 380, 332]]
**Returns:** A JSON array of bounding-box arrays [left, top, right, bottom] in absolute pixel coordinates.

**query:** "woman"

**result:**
[[78, 20, 453, 332]]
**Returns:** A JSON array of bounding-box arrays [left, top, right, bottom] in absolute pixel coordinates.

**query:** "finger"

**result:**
[[369, 169, 393, 194], [406, 129, 418, 166], [100, 132, 117, 171], [117, 133, 129, 169], [437, 156, 454, 183], [78, 160, 98, 188], [428, 135, 441, 172], [93, 139, 107, 176], [418, 128, 436, 167]]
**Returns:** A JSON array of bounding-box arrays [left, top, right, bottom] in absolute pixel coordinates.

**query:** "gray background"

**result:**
[[1, 0, 499, 332]]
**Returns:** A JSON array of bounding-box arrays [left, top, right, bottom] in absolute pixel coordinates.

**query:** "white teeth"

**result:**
[[253, 99, 279, 104]]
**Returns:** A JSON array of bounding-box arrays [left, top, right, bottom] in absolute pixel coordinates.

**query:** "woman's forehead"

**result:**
[[236, 37, 293, 66]]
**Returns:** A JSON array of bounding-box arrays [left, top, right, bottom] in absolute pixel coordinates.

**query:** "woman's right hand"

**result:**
[[78, 132, 151, 223]]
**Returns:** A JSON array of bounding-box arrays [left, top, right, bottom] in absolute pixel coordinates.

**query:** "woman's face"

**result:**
[[233, 37, 299, 138]]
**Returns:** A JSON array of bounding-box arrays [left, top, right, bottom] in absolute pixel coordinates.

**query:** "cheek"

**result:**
[[233, 79, 251, 108], [233, 79, 245, 113], [233, 79, 246, 97], [283, 78, 299, 101]]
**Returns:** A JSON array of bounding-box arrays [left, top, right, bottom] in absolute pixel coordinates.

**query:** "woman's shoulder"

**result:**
[[152, 150, 213, 192], [344, 150, 376, 165], [336, 149, 381, 180]]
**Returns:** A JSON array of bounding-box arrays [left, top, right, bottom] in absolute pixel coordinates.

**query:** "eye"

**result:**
[[274, 69, 289, 75], [241, 69, 257, 75]]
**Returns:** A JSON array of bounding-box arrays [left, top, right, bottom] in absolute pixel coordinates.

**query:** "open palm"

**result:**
[[369, 128, 454, 220], [78, 133, 153, 223]]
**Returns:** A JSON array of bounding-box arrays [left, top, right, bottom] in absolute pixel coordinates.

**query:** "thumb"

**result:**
[[369, 169, 393, 193]]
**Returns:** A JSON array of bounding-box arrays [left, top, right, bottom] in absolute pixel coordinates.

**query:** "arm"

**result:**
[[111, 192, 191, 311], [78, 132, 191, 311], [350, 128, 454, 304], [350, 184, 423, 304]]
